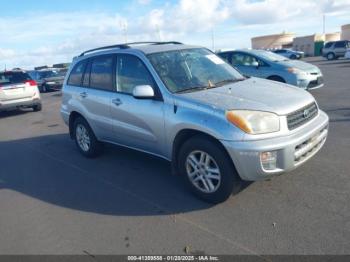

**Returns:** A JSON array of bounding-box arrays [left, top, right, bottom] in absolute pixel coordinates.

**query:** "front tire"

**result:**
[[327, 52, 335, 60], [73, 117, 102, 158], [178, 136, 241, 204]]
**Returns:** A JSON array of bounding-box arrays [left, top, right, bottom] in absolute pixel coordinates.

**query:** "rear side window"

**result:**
[[334, 41, 346, 48], [68, 60, 87, 86], [90, 56, 114, 91], [0, 72, 31, 85]]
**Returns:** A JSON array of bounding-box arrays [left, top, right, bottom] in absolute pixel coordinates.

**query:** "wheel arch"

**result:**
[[267, 75, 286, 83], [69, 111, 88, 139], [171, 128, 236, 176]]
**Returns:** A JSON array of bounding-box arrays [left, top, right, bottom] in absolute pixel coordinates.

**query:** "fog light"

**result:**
[[260, 151, 277, 171]]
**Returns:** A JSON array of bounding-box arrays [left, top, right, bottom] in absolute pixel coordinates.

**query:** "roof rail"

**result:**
[[79, 44, 129, 57], [79, 41, 183, 57]]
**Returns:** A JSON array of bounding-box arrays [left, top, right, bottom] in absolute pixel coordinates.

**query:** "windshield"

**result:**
[[147, 48, 244, 93], [38, 70, 58, 79], [256, 50, 288, 62]]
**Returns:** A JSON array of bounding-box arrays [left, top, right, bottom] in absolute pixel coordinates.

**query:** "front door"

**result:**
[[110, 54, 166, 156]]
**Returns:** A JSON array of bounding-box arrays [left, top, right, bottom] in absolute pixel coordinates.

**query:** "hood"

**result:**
[[277, 60, 319, 72], [176, 77, 315, 116]]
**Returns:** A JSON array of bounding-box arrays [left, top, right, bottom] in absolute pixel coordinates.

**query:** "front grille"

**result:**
[[287, 102, 318, 130], [294, 126, 328, 164], [308, 76, 323, 89]]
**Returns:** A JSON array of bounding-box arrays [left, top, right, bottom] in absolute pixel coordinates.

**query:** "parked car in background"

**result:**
[[217, 49, 324, 90], [61, 42, 329, 203], [345, 49, 350, 59], [0, 70, 42, 112], [28, 69, 65, 92], [322, 40, 350, 60], [273, 49, 304, 59]]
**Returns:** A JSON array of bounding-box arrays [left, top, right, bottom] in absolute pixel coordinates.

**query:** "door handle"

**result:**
[[112, 98, 123, 106], [80, 92, 88, 98]]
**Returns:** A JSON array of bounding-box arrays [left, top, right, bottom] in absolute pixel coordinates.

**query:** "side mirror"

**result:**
[[132, 85, 155, 99], [252, 61, 259, 68]]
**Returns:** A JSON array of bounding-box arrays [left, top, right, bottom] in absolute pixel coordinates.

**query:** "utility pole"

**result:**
[[323, 14, 326, 35], [211, 28, 215, 51], [120, 21, 128, 43], [156, 24, 162, 41]]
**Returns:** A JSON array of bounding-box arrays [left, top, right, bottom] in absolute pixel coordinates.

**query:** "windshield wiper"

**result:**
[[214, 78, 245, 87], [175, 86, 208, 94]]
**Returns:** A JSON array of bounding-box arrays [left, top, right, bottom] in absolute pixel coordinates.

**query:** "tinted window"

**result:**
[[117, 54, 154, 94], [82, 61, 91, 87], [90, 56, 114, 91], [218, 52, 231, 63], [232, 53, 259, 66], [274, 50, 285, 53], [334, 41, 346, 48], [0, 72, 31, 85], [324, 42, 333, 48], [68, 61, 87, 86], [38, 70, 59, 79]]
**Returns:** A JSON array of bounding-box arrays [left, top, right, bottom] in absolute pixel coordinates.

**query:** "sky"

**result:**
[[1, 0, 350, 69]]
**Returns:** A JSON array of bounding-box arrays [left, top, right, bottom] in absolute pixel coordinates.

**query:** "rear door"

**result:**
[[79, 55, 116, 141], [110, 53, 166, 156], [334, 41, 347, 56], [0, 72, 35, 102]]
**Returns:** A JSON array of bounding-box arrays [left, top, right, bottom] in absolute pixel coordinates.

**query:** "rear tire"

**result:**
[[290, 54, 297, 60], [178, 136, 241, 204], [33, 104, 42, 112], [267, 75, 285, 83], [73, 117, 103, 158]]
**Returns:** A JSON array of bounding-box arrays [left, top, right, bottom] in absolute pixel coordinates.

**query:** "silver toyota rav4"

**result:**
[[61, 42, 329, 203]]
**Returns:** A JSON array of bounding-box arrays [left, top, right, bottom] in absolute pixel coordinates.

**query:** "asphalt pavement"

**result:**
[[0, 57, 349, 255]]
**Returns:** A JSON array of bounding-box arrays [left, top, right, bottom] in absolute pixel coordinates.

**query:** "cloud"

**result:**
[[1, 0, 350, 69]]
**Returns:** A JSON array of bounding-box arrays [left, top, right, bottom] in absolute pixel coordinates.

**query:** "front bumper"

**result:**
[[221, 110, 329, 181], [297, 74, 324, 90]]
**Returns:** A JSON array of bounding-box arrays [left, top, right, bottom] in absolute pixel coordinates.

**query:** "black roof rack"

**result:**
[[79, 41, 183, 57]]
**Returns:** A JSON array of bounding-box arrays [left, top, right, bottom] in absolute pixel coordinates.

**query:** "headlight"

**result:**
[[226, 110, 280, 134]]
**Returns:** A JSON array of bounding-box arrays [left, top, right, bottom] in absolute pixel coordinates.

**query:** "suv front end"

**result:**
[[222, 106, 328, 181]]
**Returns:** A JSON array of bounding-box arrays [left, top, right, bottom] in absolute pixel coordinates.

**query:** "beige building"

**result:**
[[325, 32, 341, 42], [251, 32, 295, 49], [341, 24, 350, 40], [293, 34, 324, 56]]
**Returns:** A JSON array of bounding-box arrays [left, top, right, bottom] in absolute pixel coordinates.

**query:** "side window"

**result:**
[[90, 56, 114, 91], [334, 41, 346, 48], [82, 61, 91, 87], [231, 53, 245, 66], [68, 60, 87, 86], [324, 42, 333, 48], [116, 54, 154, 94], [218, 53, 231, 63], [232, 53, 258, 66]]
